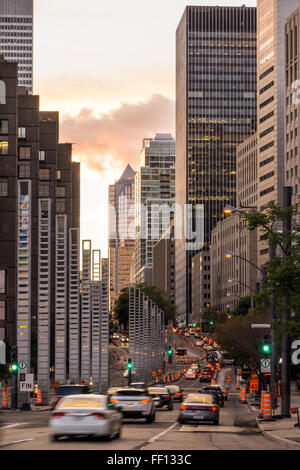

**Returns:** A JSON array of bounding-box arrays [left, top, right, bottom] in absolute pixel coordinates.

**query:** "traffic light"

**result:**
[[209, 321, 214, 326], [127, 358, 133, 370], [192, 323, 196, 327], [261, 335, 271, 354], [168, 346, 173, 356], [10, 346, 18, 373]]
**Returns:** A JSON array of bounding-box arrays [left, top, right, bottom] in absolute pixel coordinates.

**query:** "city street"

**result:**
[[1, 364, 299, 451]]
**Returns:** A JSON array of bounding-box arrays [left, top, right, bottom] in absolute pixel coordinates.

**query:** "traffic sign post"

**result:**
[[19, 373, 34, 392], [261, 358, 271, 373]]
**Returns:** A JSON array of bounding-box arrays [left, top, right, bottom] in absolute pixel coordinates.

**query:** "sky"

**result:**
[[34, 0, 257, 257]]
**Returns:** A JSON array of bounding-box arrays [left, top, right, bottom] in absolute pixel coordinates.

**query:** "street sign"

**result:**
[[226, 376, 232, 382], [18, 360, 27, 370], [251, 324, 271, 328], [260, 358, 271, 373], [19, 373, 34, 392]]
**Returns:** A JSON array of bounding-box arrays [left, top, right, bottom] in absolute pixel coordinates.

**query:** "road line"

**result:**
[[0, 438, 35, 448], [147, 422, 178, 444], [0, 422, 27, 430]]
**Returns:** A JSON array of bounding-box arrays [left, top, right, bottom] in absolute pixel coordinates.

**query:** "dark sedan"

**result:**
[[199, 368, 212, 382], [201, 387, 224, 407], [147, 386, 174, 410], [178, 393, 219, 425]]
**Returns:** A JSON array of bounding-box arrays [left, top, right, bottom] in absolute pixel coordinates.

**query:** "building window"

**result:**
[[56, 199, 66, 213], [18, 127, 26, 139], [56, 186, 66, 197], [0, 301, 5, 320], [0, 179, 8, 197], [0, 80, 6, 104], [19, 146, 31, 160], [39, 168, 50, 180], [0, 120, 8, 134], [39, 183, 49, 197], [0, 140, 8, 155], [0, 270, 5, 294], [57, 170, 62, 181], [19, 164, 30, 178], [39, 150, 45, 161]]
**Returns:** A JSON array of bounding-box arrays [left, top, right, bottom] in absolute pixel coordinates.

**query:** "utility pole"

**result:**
[[281, 186, 292, 417], [269, 244, 277, 413]]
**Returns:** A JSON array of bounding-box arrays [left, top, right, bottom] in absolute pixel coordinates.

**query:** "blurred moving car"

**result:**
[[201, 386, 224, 407], [178, 393, 219, 425], [49, 394, 122, 441], [129, 382, 147, 389], [147, 386, 174, 410], [50, 384, 93, 410], [185, 369, 197, 379], [167, 385, 184, 402], [198, 368, 212, 382], [109, 388, 155, 423]]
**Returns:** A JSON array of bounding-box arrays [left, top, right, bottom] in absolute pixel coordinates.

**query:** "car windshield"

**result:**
[[184, 394, 214, 404], [114, 390, 146, 396], [167, 386, 180, 393], [56, 396, 105, 409], [56, 386, 87, 396], [147, 388, 168, 395]]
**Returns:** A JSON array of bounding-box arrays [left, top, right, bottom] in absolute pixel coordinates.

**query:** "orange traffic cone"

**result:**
[[36, 389, 42, 405], [2, 384, 8, 409]]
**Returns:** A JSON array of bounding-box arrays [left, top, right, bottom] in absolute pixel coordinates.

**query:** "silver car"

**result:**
[[178, 393, 220, 425], [109, 388, 156, 423], [49, 394, 122, 441]]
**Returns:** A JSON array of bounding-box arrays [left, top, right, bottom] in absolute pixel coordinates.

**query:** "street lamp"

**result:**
[[227, 277, 256, 294]]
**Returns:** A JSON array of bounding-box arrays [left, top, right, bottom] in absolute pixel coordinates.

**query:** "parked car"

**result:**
[[201, 386, 224, 407], [50, 384, 93, 410], [178, 393, 220, 425], [109, 388, 155, 423], [147, 386, 173, 410], [49, 394, 122, 441], [167, 385, 184, 402]]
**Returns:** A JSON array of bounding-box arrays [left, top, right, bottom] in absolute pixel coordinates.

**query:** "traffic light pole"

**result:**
[[281, 187, 292, 418], [11, 345, 18, 409]]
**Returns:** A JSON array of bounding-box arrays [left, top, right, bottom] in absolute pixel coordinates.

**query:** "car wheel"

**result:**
[[178, 417, 185, 424], [115, 426, 122, 439], [213, 419, 219, 425], [146, 414, 153, 423], [168, 403, 174, 411], [50, 434, 60, 442]]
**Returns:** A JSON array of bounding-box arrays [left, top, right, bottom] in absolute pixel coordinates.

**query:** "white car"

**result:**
[[109, 388, 156, 423], [49, 394, 122, 441], [185, 369, 197, 379]]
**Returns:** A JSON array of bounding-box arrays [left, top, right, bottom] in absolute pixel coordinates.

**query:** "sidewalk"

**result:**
[[247, 384, 300, 449]]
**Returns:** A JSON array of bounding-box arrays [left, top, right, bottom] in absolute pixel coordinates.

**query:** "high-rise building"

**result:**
[[132, 133, 175, 285], [108, 164, 136, 312], [152, 221, 175, 306], [256, 0, 298, 268], [0, 0, 33, 93], [0, 57, 80, 405], [175, 5, 257, 325], [285, 6, 300, 206]]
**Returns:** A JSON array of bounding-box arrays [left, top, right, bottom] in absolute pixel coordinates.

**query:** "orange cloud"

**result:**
[[59, 94, 175, 174]]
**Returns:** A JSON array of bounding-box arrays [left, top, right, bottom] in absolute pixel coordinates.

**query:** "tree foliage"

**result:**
[[114, 284, 176, 329]]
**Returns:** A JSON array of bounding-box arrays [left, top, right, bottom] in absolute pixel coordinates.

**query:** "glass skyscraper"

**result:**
[[0, 0, 33, 93], [175, 6, 257, 325]]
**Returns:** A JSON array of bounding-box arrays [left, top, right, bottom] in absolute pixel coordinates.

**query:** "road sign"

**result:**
[[18, 360, 27, 370], [251, 324, 271, 328], [260, 358, 271, 373], [226, 376, 232, 382], [19, 373, 34, 392]]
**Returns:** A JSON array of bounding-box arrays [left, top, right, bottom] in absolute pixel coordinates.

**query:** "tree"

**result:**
[[231, 296, 252, 317], [114, 284, 176, 328]]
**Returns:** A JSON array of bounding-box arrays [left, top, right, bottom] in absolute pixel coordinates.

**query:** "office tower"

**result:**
[[210, 133, 258, 312], [285, 7, 300, 206], [108, 164, 136, 313], [0, 57, 80, 405], [175, 6, 257, 325], [257, 0, 298, 267], [152, 221, 175, 306], [0, 0, 33, 93], [132, 133, 175, 285]]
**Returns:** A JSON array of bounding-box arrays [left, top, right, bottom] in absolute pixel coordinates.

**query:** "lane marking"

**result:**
[[0, 422, 27, 430], [147, 422, 178, 443], [0, 438, 35, 448]]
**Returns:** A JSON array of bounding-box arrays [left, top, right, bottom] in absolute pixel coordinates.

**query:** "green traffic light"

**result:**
[[10, 363, 18, 372], [262, 344, 271, 354], [127, 362, 132, 369], [209, 321, 214, 325]]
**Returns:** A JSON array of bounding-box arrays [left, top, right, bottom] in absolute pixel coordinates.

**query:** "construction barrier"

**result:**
[[236, 378, 240, 390], [240, 387, 247, 403], [163, 376, 166, 383], [2, 384, 8, 409], [258, 391, 266, 418], [36, 389, 42, 405], [262, 391, 273, 420]]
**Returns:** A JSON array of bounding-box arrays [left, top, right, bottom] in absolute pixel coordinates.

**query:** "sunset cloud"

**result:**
[[60, 94, 175, 175]]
